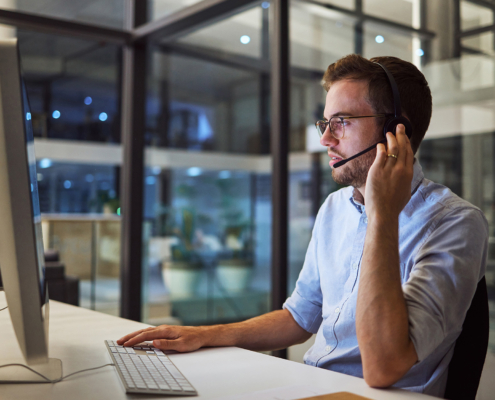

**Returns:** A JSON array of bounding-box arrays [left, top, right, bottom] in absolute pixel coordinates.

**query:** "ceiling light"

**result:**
[[375, 35, 384, 44], [240, 35, 251, 45], [219, 170, 231, 179], [187, 167, 202, 177], [39, 158, 52, 169]]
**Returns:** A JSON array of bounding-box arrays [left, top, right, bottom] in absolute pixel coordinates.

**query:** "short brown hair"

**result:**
[[321, 54, 432, 154]]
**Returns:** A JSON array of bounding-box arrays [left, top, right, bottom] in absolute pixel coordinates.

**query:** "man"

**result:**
[[118, 55, 488, 397]]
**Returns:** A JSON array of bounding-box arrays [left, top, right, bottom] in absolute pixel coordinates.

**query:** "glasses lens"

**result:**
[[316, 121, 327, 137], [330, 117, 344, 139]]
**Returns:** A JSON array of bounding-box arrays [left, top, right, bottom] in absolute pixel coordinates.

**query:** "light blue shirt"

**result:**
[[283, 160, 488, 397]]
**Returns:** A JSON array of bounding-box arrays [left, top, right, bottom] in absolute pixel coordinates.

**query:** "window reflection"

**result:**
[[19, 31, 120, 143], [143, 167, 270, 325], [18, 29, 122, 317]]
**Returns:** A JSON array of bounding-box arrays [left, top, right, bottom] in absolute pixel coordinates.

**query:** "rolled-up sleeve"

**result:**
[[404, 208, 488, 362], [283, 219, 323, 334]]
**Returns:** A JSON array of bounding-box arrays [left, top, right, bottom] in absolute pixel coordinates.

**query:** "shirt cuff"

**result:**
[[283, 290, 322, 334]]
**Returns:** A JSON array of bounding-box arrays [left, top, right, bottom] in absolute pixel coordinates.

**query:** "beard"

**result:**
[[331, 146, 377, 188]]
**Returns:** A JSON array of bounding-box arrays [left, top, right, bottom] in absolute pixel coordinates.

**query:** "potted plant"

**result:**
[[161, 209, 203, 298], [216, 234, 254, 294]]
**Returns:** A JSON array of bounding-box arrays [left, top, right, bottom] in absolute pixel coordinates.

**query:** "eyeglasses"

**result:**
[[315, 114, 392, 139]]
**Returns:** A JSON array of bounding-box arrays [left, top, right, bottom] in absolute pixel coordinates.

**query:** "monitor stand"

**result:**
[[0, 358, 62, 383]]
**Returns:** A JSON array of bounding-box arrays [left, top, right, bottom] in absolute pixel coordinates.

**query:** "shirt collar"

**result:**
[[348, 158, 424, 213]]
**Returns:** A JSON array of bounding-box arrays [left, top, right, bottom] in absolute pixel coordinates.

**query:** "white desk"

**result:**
[[0, 293, 437, 400]]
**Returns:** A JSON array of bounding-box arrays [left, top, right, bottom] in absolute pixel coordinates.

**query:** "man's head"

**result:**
[[320, 54, 432, 188]]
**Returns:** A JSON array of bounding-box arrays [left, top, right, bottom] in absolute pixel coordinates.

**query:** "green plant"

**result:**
[[167, 209, 202, 269]]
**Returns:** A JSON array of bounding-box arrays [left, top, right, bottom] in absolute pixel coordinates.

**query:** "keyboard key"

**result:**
[[165, 364, 184, 379]]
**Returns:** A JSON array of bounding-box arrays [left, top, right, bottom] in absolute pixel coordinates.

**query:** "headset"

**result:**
[[333, 62, 413, 168]]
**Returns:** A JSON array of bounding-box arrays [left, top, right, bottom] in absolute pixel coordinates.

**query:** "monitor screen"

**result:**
[[22, 81, 46, 306]]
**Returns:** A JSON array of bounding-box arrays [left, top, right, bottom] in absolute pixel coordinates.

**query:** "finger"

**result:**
[[373, 142, 388, 168], [117, 328, 149, 345], [395, 124, 407, 167], [405, 138, 414, 169], [123, 329, 164, 347], [397, 124, 414, 168], [385, 132, 398, 167]]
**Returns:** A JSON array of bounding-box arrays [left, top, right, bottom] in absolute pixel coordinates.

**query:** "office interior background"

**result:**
[[1, 0, 494, 397]]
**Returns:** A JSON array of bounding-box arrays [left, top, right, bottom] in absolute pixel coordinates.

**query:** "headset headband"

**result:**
[[375, 62, 401, 118]]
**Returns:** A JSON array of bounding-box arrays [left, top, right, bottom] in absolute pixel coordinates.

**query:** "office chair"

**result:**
[[444, 276, 489, 400]]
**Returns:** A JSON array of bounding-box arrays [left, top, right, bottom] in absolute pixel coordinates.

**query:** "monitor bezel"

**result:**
[[0, 38, 49, 365]]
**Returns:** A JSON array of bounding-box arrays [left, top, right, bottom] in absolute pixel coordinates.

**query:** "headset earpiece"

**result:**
[[383, 115, 412, 139], [375, 62, 413, 140]]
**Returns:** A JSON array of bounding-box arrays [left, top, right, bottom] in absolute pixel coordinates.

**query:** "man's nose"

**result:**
[[320, 126, 339, 147]]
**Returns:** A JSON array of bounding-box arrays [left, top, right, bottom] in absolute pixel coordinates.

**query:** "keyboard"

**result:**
[[105, 340, 198, 396]]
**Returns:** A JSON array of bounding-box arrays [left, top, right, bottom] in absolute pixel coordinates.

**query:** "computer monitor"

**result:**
[[0, 38, 61, 382]]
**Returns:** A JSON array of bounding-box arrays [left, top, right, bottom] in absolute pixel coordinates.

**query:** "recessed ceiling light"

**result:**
[[187, 167, 202, 177], [240, 35, 251, 44]]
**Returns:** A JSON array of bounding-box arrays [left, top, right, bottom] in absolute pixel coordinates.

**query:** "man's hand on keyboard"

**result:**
[[117, 325, 206, 353]]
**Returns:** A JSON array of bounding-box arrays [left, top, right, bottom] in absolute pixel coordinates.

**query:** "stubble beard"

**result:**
[[331, 147, 377, 188]]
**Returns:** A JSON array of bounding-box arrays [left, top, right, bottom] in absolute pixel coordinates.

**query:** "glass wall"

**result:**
[[1, 0, 125, 28], [18, 29, 122, 315], [148, 0, 206, 21], [141, 4, 272, 326]]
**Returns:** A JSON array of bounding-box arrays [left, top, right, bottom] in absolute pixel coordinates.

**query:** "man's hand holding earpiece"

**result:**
[[365, 124, 414, 224]]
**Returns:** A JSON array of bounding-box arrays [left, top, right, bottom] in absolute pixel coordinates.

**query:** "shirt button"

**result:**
[[325, 345, 331, 352], [352, 262, 358, 270], [335, 307, 340, 313], [364, 217, 368, 224]]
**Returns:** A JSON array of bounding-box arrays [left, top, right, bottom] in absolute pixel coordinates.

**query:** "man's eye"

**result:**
[[342, 120, 350, 126]]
